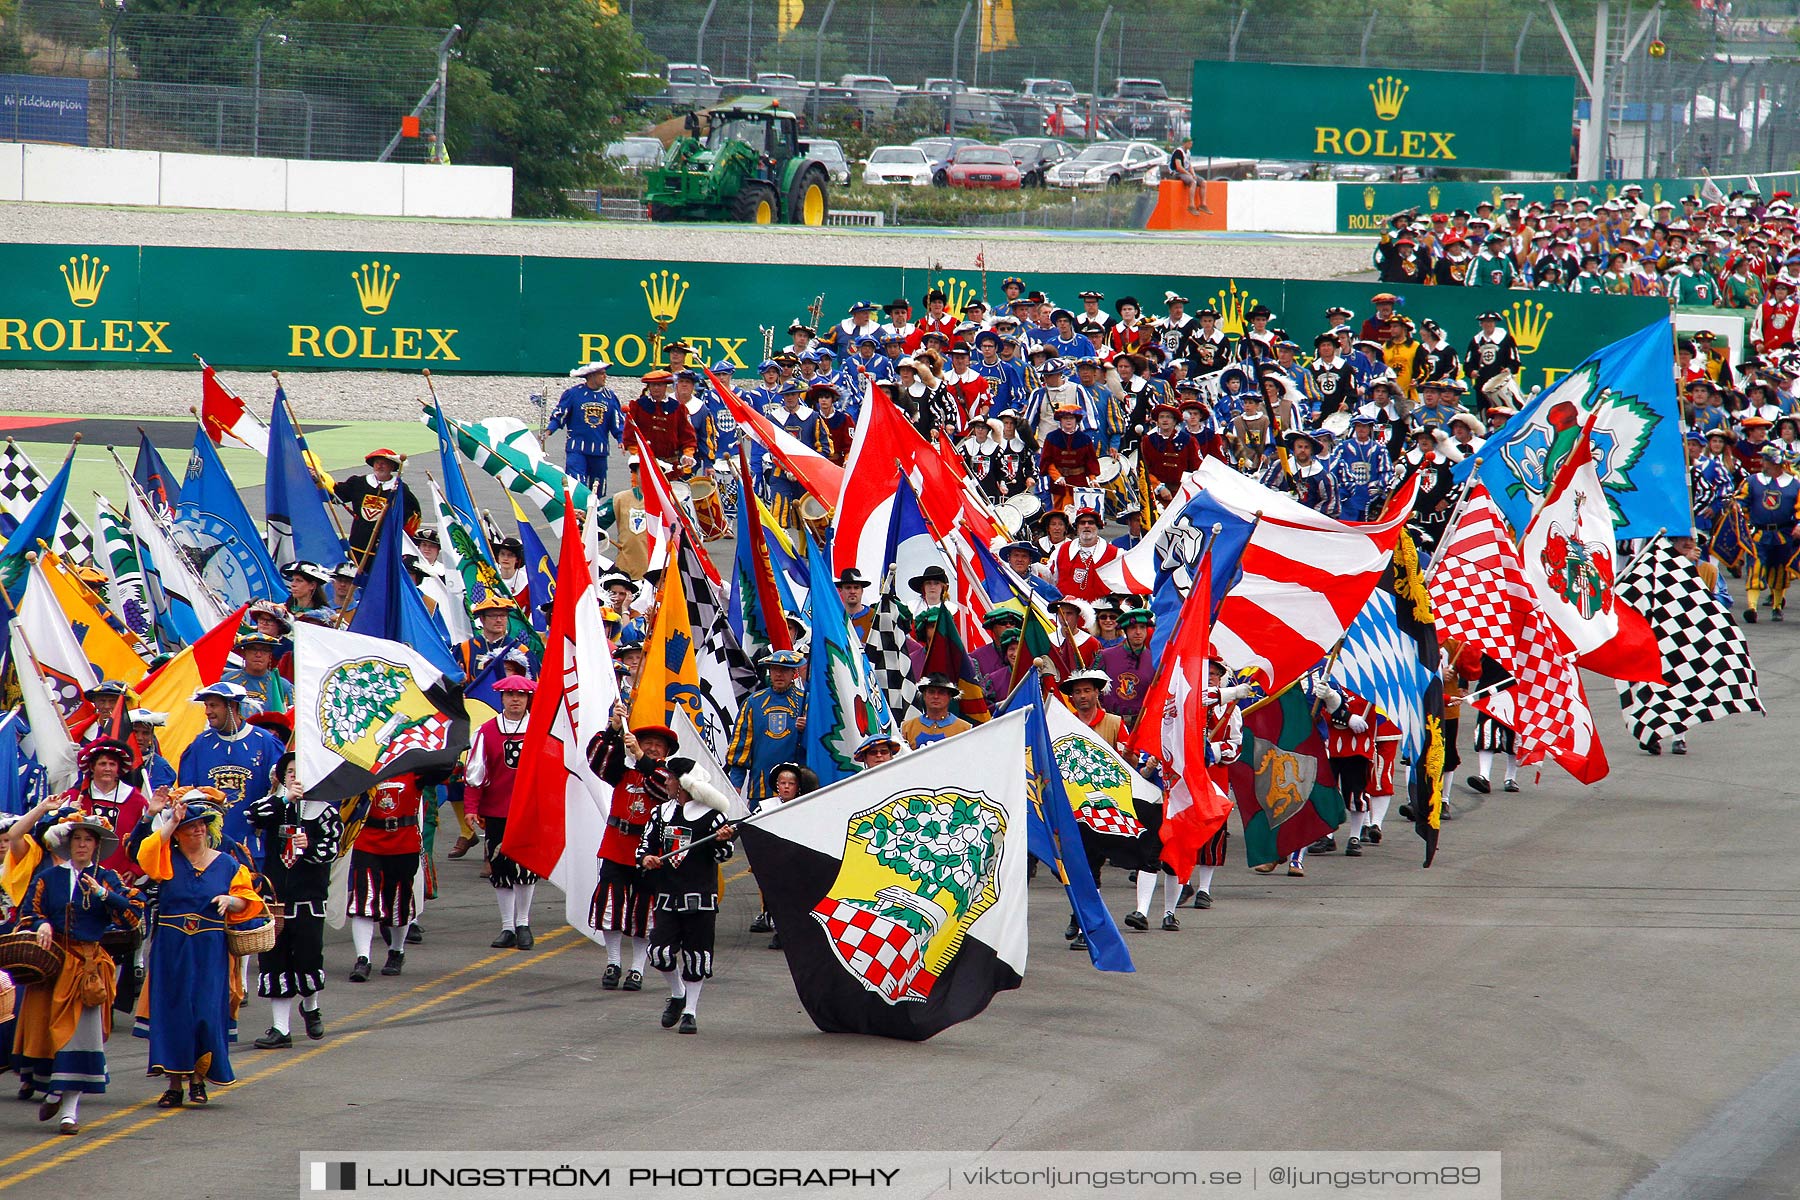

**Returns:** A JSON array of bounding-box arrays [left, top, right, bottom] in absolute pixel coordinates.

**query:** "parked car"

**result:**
[[800, 137, 852, 185], [1001, 137, 1076, 186], [1047, 140, 1166, 188], [895, 92, 1016, 136], [1021, 78, 1079, 102], [664, 62, 721, 106], [922, 77, 969, 94], [604, 136, 665, 172], [911, 136, 985, 185], [839, 74, 902, 115], [947, 145, 1022, 190], [1110, 77, 1169, 101], [862, 144, 935, 187]]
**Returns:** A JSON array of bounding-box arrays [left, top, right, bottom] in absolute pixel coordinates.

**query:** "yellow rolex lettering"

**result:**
[[1400, 130, 1426, 157], [66, 319, 98, 351], [32, 319, 66, 352], [0, 318, 26, 350], [1372, 128, 1395, 156], [1314, 126, 1343, 155], [424, 328, 459, 361], [136, 321, 171, 354], [1343, 128, 1372, 156], [324, 325, 357, 359], [359, 326, 390, 359], [713, 336, 749, 368], [291, 325, 322, 357], [579, 334, 611, 362], [392, 328, 422, 359], [614, 334, 648, 368], [684, 336, 711, 359], [1428, 131, 1456, 159], [102, 320, 134, 352]]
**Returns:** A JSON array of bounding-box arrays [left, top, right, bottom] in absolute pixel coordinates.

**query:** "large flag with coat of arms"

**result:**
[[1229, 680, 1346, 868], [295, 624, 470, 805], [742, 711, 1031, 1041], [1456, 318, 1684, 539]]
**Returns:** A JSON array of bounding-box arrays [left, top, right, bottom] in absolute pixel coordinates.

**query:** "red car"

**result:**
[[946, 146, 1022, 190]]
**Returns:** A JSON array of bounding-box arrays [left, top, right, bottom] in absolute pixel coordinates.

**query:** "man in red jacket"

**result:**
[[624, 370, 698, 474], [586, 703, 680, 992]]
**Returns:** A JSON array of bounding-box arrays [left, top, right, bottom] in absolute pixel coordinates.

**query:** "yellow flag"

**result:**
[[40, 551, 150, 686], [629, 558, 702, 732], [778, 0, 804, 36], [980, 0, 1018, 52]]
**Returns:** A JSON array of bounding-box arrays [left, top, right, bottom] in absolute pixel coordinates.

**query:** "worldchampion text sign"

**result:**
[[1191, 61, 1576, 175], [0, 74, 90, 146], [0, 243, 1664, 394]]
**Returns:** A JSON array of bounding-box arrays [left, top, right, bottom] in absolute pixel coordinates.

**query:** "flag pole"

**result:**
[[191, 356, 262, 452], [273, 370, 355, 552], [422, 370, 554, 527], [1422, 476, 1477, 584], [1620, 528, 1668, 578]]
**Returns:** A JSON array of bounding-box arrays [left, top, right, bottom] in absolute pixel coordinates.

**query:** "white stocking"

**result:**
[[602, 929, 623, 966], [1477, 750, 1495, 778], [270, 995, 295, 1035], [495, 886, 517, 931], [682, 978, 704, 1015], [56, 1091, 79, 1120], [1192, 865, 1216, 894], [516, 882, 537, 924], [351, 916, 376, 961], [663, 969, 686, 999], [1161, 872, 1181, 916], [628, 940, 648, 975], [1370, 793, 1393, 829], [1134, 870, 1157, 914], [1503, 754, 1519, 783], [300, 993, 320, 1013]]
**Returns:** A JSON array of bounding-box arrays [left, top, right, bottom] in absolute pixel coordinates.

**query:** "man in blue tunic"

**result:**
[[724, 649, 806, 813], [178, 681, 285, 867], [548, 361, 624, 493]]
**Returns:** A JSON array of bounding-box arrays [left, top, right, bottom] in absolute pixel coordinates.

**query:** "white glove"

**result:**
[[1348, 714, 1369, 734], [1217, 683, 1253, 704], [1314, 682, 1342, 711]]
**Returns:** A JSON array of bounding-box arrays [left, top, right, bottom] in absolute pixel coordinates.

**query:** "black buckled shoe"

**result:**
[[1744, 607, 1758, 623], [1344, 837, 1363, 858], [601, 964, 622, 990], [623, 970, 644, 992], [490, 929, 517, 949], [749, 912, 774, 933], [1063, 915, 1079, 940], [253, 1028, 292, 1050], [1502, 779, 1520, 793], [407, 924, 423, 945], [1191, 890, 1213, 910], [1307, 836, 1337, 854], [1364, 824, 1382, 845], [661, 996, 684, 1029], [1161, 912, 1180, 931], [380, 950, 404, 976], [1124, 910, 1149, 930], [1069, 932, 1088, 951], [1467, 776, 1491, 794]]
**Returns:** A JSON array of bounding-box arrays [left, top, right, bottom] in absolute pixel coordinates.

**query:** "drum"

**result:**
[[996, 493, 1041, 538], [1094, 456, 1124, 486], [0, 929, 65, 986], [798, 495, 832, 543], [670, 480, 700, 532], [688, 477, 730, 541]]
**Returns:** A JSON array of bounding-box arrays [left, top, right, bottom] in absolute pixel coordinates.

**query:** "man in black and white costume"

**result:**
[[638, 764, 737, 1034]]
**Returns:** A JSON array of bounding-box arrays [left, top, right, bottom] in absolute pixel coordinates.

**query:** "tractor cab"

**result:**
[[646, 97, 829, 225]]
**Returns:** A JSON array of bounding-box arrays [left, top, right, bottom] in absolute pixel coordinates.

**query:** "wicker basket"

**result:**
[[0, 930, 65, 986], [225, 920, 277, 957], [0, 973, 15, 1023]]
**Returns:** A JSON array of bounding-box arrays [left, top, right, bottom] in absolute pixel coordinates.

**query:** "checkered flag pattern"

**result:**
[[679, 536, 756, 739], [1614, 539, 1763, 748], [812, 897, 929, 1004], [1331, 588, 1437, 760], [864, 587, 918, 721], [1510, 608, 1583, 766], [0, 441, 97, 565], [1426, 483, 1530, 669], [1075, 801, 1145, 840]]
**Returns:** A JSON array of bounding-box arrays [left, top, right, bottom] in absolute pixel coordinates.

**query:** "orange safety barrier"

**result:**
[[1143, 178, 1230, 231]]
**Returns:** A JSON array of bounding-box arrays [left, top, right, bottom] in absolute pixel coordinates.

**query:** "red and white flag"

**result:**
[[1426, 481, 1533, 670], [500, 491, 619, 946], [1127, 552, 1232, 875], [1518, 414, 1662, 683], [1159, 460, 1420, 696], [1096, 469, 1207, 595], [199, 361, 271, 456], [1471, 605, 1610, 784], [704, 367, 844, 505], [628, 428, 683, 579]]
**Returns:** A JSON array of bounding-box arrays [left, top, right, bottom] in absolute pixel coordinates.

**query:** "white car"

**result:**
[[1047, 141, 1165, 188], [862, 145, 934, 187]]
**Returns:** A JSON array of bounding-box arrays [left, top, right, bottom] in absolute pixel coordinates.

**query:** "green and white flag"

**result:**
[[95, 497, 151, 642], [295, 623, 470, 804], [421, 410, 592, 523]]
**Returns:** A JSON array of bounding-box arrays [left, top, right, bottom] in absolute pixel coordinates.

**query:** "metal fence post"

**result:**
[[811, 0, 838, 124], [1089, 5, 1113, 139], [105, 9, 123, 149], [695, 0, 719, 75], [437, 23, 455, 152], [252, 15, 272, 157], [1360, 9, 1378, 68], [948, 2, 970, 134], [1227, 4, 1248, 63], [1513, 12, 1534, 73]]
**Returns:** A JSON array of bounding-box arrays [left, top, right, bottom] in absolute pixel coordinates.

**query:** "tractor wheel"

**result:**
[[647, 201, 674, 222], [787, 165, 829, 226], [731, 183, 779, 224]]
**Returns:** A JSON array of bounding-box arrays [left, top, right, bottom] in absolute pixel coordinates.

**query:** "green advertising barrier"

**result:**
[[1191, 62, 1576, 175], [1337, 171, 1800, 234], [0, 243, 1665, 394]]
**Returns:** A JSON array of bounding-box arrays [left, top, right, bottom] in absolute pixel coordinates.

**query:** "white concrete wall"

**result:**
[[401, 163, 513, 218], [286, 159, 407, 216], [0, 141, 21, 201], [1227, 180, 1340, 234], [0, 141, 512, 218], [21, 144, 160, 205], [159, 151, 288, 211]]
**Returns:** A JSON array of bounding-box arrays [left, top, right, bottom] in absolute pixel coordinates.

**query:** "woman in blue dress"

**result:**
[[132, 790, 265, 1108], [13, 812, 143, 1135]]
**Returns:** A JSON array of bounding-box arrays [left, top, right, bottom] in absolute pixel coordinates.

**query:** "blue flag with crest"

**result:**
[[174, 427, 283, 608], [266, 388, 348, 569], [1456, 317, 1684, 538], [348, 488, 464, 685]]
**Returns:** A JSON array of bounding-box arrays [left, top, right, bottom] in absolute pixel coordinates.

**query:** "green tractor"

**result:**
[[644, 97, 830, 226]]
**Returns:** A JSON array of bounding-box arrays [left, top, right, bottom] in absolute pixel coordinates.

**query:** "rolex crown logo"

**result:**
[[1553, 184, 1566, 200], [1428, 185, 1441, 209], [1507, 300, 1552, 355], [1652, 182, 1663, 204], [1363, 185, 1376, 210], [352, 261, 400, 315], [1491, 185, 1504, 207], [1212, 281, 1258, 338], [932, 276, 976, 321], [1368, 74, 1408, 122], [641, 269, 689, 326], [60, 253, 108, 308]]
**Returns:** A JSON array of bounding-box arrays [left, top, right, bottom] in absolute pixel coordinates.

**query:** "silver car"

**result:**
[[1047, 141, 1165, 188]]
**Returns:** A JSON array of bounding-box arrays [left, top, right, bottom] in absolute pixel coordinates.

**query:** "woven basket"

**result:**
[[0, 930, 65, 986], [225, 921, 277, 957], [0, 973, 14, 1023]]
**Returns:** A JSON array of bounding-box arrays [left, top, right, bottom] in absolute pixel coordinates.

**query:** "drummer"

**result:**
[[623, 369, 697, 477], [1140, 402, 1201, 502], [1038, 403, 1100, 514]]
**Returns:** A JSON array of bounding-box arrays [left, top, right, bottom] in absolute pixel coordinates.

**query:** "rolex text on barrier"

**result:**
[[0, 243, 1664, 391], [1191, 61, 1577, 175]]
